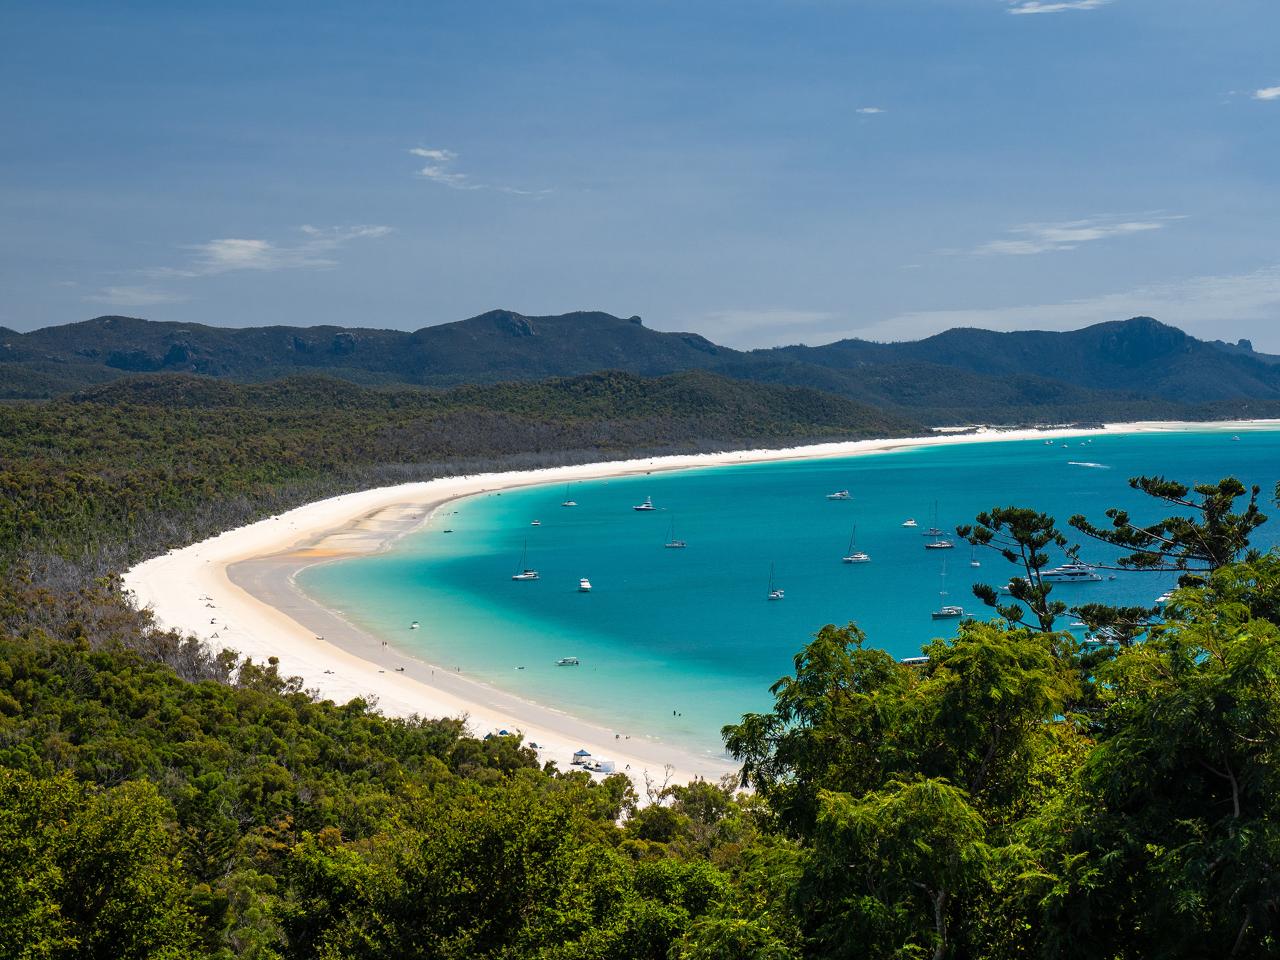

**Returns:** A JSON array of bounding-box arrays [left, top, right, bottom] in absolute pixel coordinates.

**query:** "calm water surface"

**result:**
[[301, 431, 1280, 759]]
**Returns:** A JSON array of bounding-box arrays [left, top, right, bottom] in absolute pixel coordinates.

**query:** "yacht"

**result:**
[[1155, 590, 1174, 606], [969, 546, 981, 568], [664, 519, 686, 549], [767, 564, 785, 601], [920, 501, 945, 537], [924, 538, 955, 550], [1040, 562, 1103, 583], [826, 489, 851, 501], [842, 525, 870, 563], [932, 560, 964, 619], [556, 656, 580, 666], [901, 518, 918, 528], [410, 620, 420, 630], [511, 540, 539, 581], [633, 496, 656, 511], [578, 577, 592, 592], [530, 519, 541, 526], [561, 484, 577, 507]]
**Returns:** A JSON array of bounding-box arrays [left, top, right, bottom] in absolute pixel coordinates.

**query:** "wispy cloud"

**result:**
[[855, 106, 885, 115], [150, 225, 392, 279], [408, 146, 549, 196], [1253, 86, 1280, 101], [697, 309, 838, 348], [968, 214, 1182, 256], [409, 147, 475, 189], [86, 225, 391, 305], [1008, 0, 1112, 14], [836, 263, 1280, 345], [84, 285, 189, 307]]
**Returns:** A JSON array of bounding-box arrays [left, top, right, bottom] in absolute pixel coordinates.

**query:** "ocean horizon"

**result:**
[[299, 429, 1280, 760]]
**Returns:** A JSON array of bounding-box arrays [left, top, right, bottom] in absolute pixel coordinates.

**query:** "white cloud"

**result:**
[[836, 263, 1280, 346], [84, 285, 189, 307], [1008, 0, 1112, 14], [408, 146, 549, 196], [969, 215, 1182, 256], [856, 106, 885, 115], [153, 224, 393, 278], [409, 146, 476, 189], [1253, 86, 1280, 101], [88, 225, 391, 305], [697, 309, 838, 348]]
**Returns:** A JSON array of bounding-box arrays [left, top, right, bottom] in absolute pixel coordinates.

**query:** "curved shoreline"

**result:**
[[121, 419, 1279, 790]]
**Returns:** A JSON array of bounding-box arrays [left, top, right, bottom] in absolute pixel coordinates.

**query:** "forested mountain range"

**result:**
[[4, 311, 1279, 422]]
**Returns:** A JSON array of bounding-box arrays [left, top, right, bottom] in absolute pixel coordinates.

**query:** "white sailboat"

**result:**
[[969, 545, 981, 568], [511, 540, 539, 581], [842, 525, 870, 563], [664, 518, 686, 549], [931, 560, 964, 619], [561, 484, 577, 507], [767, 563, 785, 601]]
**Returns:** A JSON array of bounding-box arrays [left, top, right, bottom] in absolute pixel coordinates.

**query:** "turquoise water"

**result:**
[[300, 431, 1280, 760]]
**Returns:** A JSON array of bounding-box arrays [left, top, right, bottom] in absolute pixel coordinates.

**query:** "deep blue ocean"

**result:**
[[300, 430, 1280, 760]]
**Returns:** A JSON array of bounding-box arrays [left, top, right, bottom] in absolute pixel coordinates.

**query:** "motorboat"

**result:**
[[902, 518, 918, 528], [578, 578, 592, 592], [924, 539, 955, 550], [410, 620, 420, 629], [826, 489, 851, 501], [556, 657, 580, 666], [633, 496, 656, 511], [1040, 562, 1103, 583]]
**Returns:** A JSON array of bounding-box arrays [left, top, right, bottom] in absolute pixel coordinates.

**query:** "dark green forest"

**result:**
[[2, 372, 1279, 958]]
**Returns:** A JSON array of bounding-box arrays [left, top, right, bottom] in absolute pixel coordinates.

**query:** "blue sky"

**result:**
[[3, 0, 1278, 348]]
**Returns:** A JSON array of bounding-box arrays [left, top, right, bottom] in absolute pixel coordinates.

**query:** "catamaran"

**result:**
[[511, 540, 539, 581], [561, 484, 577, 507], [842, 525, 870, 563], [931, 560, 965, 619], [767, 564, 785, 601], [633, 496, 656, 511], [664, 519, 686, 549]]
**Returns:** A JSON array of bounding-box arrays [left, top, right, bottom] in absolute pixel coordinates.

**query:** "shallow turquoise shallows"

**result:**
[[300, 431, 1280, 761]]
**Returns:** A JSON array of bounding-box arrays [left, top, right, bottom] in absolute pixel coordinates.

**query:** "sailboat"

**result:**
[[561, 484, 577, 507], [931, 559, 964, 619], [511, 540, 539, 581], [842, 525, 870, 563], [923, 503, 954, 550], [767, 564, 785, 601], [921, 501, 945, 537], [664, 518, 686, 549], [969, 545, 981, 568]]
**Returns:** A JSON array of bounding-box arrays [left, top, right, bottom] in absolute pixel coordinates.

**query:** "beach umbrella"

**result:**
[[573, 749, 591, 758]]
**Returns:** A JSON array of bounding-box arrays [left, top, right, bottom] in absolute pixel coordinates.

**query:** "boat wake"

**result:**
[[1067, 461, 1110, 469]]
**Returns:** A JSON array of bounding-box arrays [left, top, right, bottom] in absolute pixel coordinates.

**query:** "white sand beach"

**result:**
[[122, 419, 1278, 792]]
